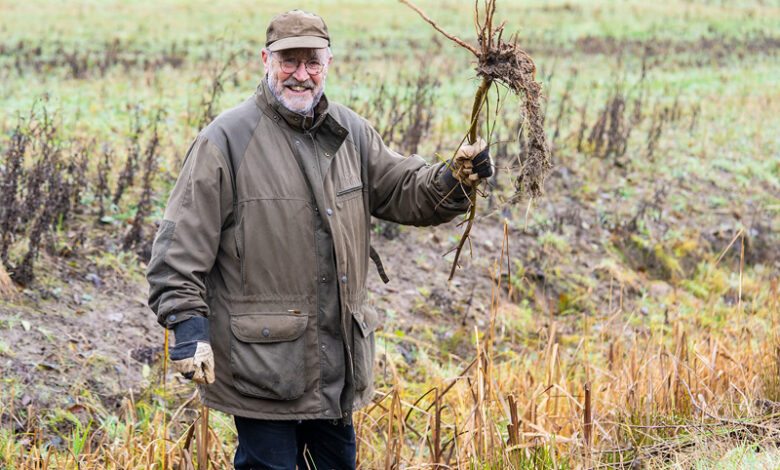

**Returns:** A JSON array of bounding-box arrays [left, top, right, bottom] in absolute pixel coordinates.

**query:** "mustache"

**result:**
[[282, 78, 315, 89]]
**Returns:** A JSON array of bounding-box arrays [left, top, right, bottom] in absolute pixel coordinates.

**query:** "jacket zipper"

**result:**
[[336, 184, 363, 197], [308, 132, 355, 380]]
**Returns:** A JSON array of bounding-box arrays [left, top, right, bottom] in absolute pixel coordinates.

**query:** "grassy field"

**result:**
[[0, 0, 778, 468]]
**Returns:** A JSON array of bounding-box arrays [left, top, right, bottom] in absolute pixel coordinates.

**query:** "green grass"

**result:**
[[2, 0, 777, 43], [1, 0, 779, 468]]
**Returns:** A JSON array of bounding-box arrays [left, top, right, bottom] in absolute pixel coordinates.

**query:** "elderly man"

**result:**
[[147, 9, 491, 470]]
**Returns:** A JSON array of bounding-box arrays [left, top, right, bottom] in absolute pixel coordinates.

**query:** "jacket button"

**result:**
[[169, 314, 177, 323], [321, 276, 327, 282], [361, 321, 367, 329], [326, 208, 333, 215], [262, 328, 270, 337], [324, 409, 330, 416], [341, 275, 347, 283], [324, 152, 330, 157]]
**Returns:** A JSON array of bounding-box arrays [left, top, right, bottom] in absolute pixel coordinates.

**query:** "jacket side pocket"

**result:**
[[352, 304, 380, 393], [229, 311, 309, 400]]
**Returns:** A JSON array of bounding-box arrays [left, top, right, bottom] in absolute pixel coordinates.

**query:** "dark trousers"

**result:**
[[233, 416, 356, 470]]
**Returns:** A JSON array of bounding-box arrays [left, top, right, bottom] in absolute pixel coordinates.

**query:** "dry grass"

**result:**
[[0, 264, 14, 299], [1, 224, 778, 469], [0, 1, 777, 468], [350, 232, 777, 469]]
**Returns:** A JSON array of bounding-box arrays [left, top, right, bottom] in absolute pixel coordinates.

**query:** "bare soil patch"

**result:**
[[0, 251, 162, 417]]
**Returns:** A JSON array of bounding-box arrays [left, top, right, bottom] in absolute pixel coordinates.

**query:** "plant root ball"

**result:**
[[477, 42, 552, 199]]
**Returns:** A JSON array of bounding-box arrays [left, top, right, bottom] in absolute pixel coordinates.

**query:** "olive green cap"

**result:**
[[266, 10, 330, 52]]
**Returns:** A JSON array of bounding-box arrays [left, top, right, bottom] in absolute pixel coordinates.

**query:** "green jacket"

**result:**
[[147, 78, 468, 420]]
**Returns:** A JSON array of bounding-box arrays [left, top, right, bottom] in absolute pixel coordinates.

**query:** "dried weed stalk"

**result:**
[[0, 106, 85, 284], [113, 106, 142, 205], [345, 63, 439, 157], [0, 119, 28, 265], [95, 142, 113, 220], [123, 109, 162, 254], [193, 51, 237, 131], [14, 112, 63, 285], [399, 0, 552, 279]]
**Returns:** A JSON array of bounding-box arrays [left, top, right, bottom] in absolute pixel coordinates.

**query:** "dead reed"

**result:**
[[350, 224, 779, 468], [1, 206, 777, 469]]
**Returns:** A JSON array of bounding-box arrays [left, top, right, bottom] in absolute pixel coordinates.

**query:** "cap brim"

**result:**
[[267, 36, 329, 51]]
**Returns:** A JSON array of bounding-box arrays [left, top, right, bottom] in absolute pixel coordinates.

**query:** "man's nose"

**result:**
[[292, 61, 310, 82]]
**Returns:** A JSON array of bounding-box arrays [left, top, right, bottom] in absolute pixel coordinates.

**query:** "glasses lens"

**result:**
[[280, 58, 299, 74], [276, 55, 323, 75], [306, 61, 322, 75]]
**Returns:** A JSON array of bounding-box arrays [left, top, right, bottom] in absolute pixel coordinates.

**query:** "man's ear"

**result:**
[[261, 48, 270, 76]]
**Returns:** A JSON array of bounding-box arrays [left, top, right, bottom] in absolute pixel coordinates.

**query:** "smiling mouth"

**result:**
[[286, 85, 311, 94]]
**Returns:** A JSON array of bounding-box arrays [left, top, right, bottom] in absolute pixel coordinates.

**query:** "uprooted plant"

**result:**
[[399, 0, 552, 280]]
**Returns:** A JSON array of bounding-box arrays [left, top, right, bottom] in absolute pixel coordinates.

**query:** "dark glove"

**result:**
[[170, 316, 215, 384], [443, 139, 493, 197]]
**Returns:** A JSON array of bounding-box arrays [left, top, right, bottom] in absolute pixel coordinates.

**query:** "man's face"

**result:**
[[262, 47, 332, 115]]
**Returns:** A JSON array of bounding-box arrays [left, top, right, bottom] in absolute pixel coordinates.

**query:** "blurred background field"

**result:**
[[0, 0, 778, 468]]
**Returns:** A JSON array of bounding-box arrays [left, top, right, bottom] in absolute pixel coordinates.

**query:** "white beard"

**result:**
[[267, 61, 326, 116]]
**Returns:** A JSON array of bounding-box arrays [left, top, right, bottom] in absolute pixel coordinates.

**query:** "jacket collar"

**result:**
[[255, 77, 329, 133]]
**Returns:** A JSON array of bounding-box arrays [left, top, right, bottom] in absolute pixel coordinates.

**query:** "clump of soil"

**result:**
[[477, 41, 551, 198]]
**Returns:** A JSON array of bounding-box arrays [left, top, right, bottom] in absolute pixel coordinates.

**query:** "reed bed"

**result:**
[[2, 224, 777, 469]]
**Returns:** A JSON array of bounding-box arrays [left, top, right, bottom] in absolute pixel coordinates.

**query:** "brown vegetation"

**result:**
[[0, 1, 777, 468]]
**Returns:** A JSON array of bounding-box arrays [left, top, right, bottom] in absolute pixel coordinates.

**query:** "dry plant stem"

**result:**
[[162, 328, 169, 470], [469, 78, 492, 145], [198, 404, 209, 470], [584, 381, 592, 455], [397, 0, 479, 56], [448, 77, 493, 281], [401, 0, 551, 280]]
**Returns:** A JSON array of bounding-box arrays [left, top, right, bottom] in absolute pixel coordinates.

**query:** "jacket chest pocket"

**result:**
[[229, 310, 310, 400], [336, 183, 363, 201]]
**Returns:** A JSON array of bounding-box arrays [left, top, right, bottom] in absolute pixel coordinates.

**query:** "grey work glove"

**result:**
[[442, 138, 493, 197], [170, 316, 215, 384]]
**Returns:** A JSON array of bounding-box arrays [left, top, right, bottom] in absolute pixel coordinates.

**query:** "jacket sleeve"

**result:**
[[146, 136, 233, 328], [362, 121, 470, 226]]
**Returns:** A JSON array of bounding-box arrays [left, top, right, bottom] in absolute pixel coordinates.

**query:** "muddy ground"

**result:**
[[2, 155, 775, 422], [0, 254, 162, 421]]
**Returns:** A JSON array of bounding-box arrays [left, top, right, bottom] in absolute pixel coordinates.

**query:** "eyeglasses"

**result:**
[[272, 55, 324, 76]]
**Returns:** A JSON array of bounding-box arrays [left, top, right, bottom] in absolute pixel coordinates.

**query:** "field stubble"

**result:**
[[0, 0, 779, 468]]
